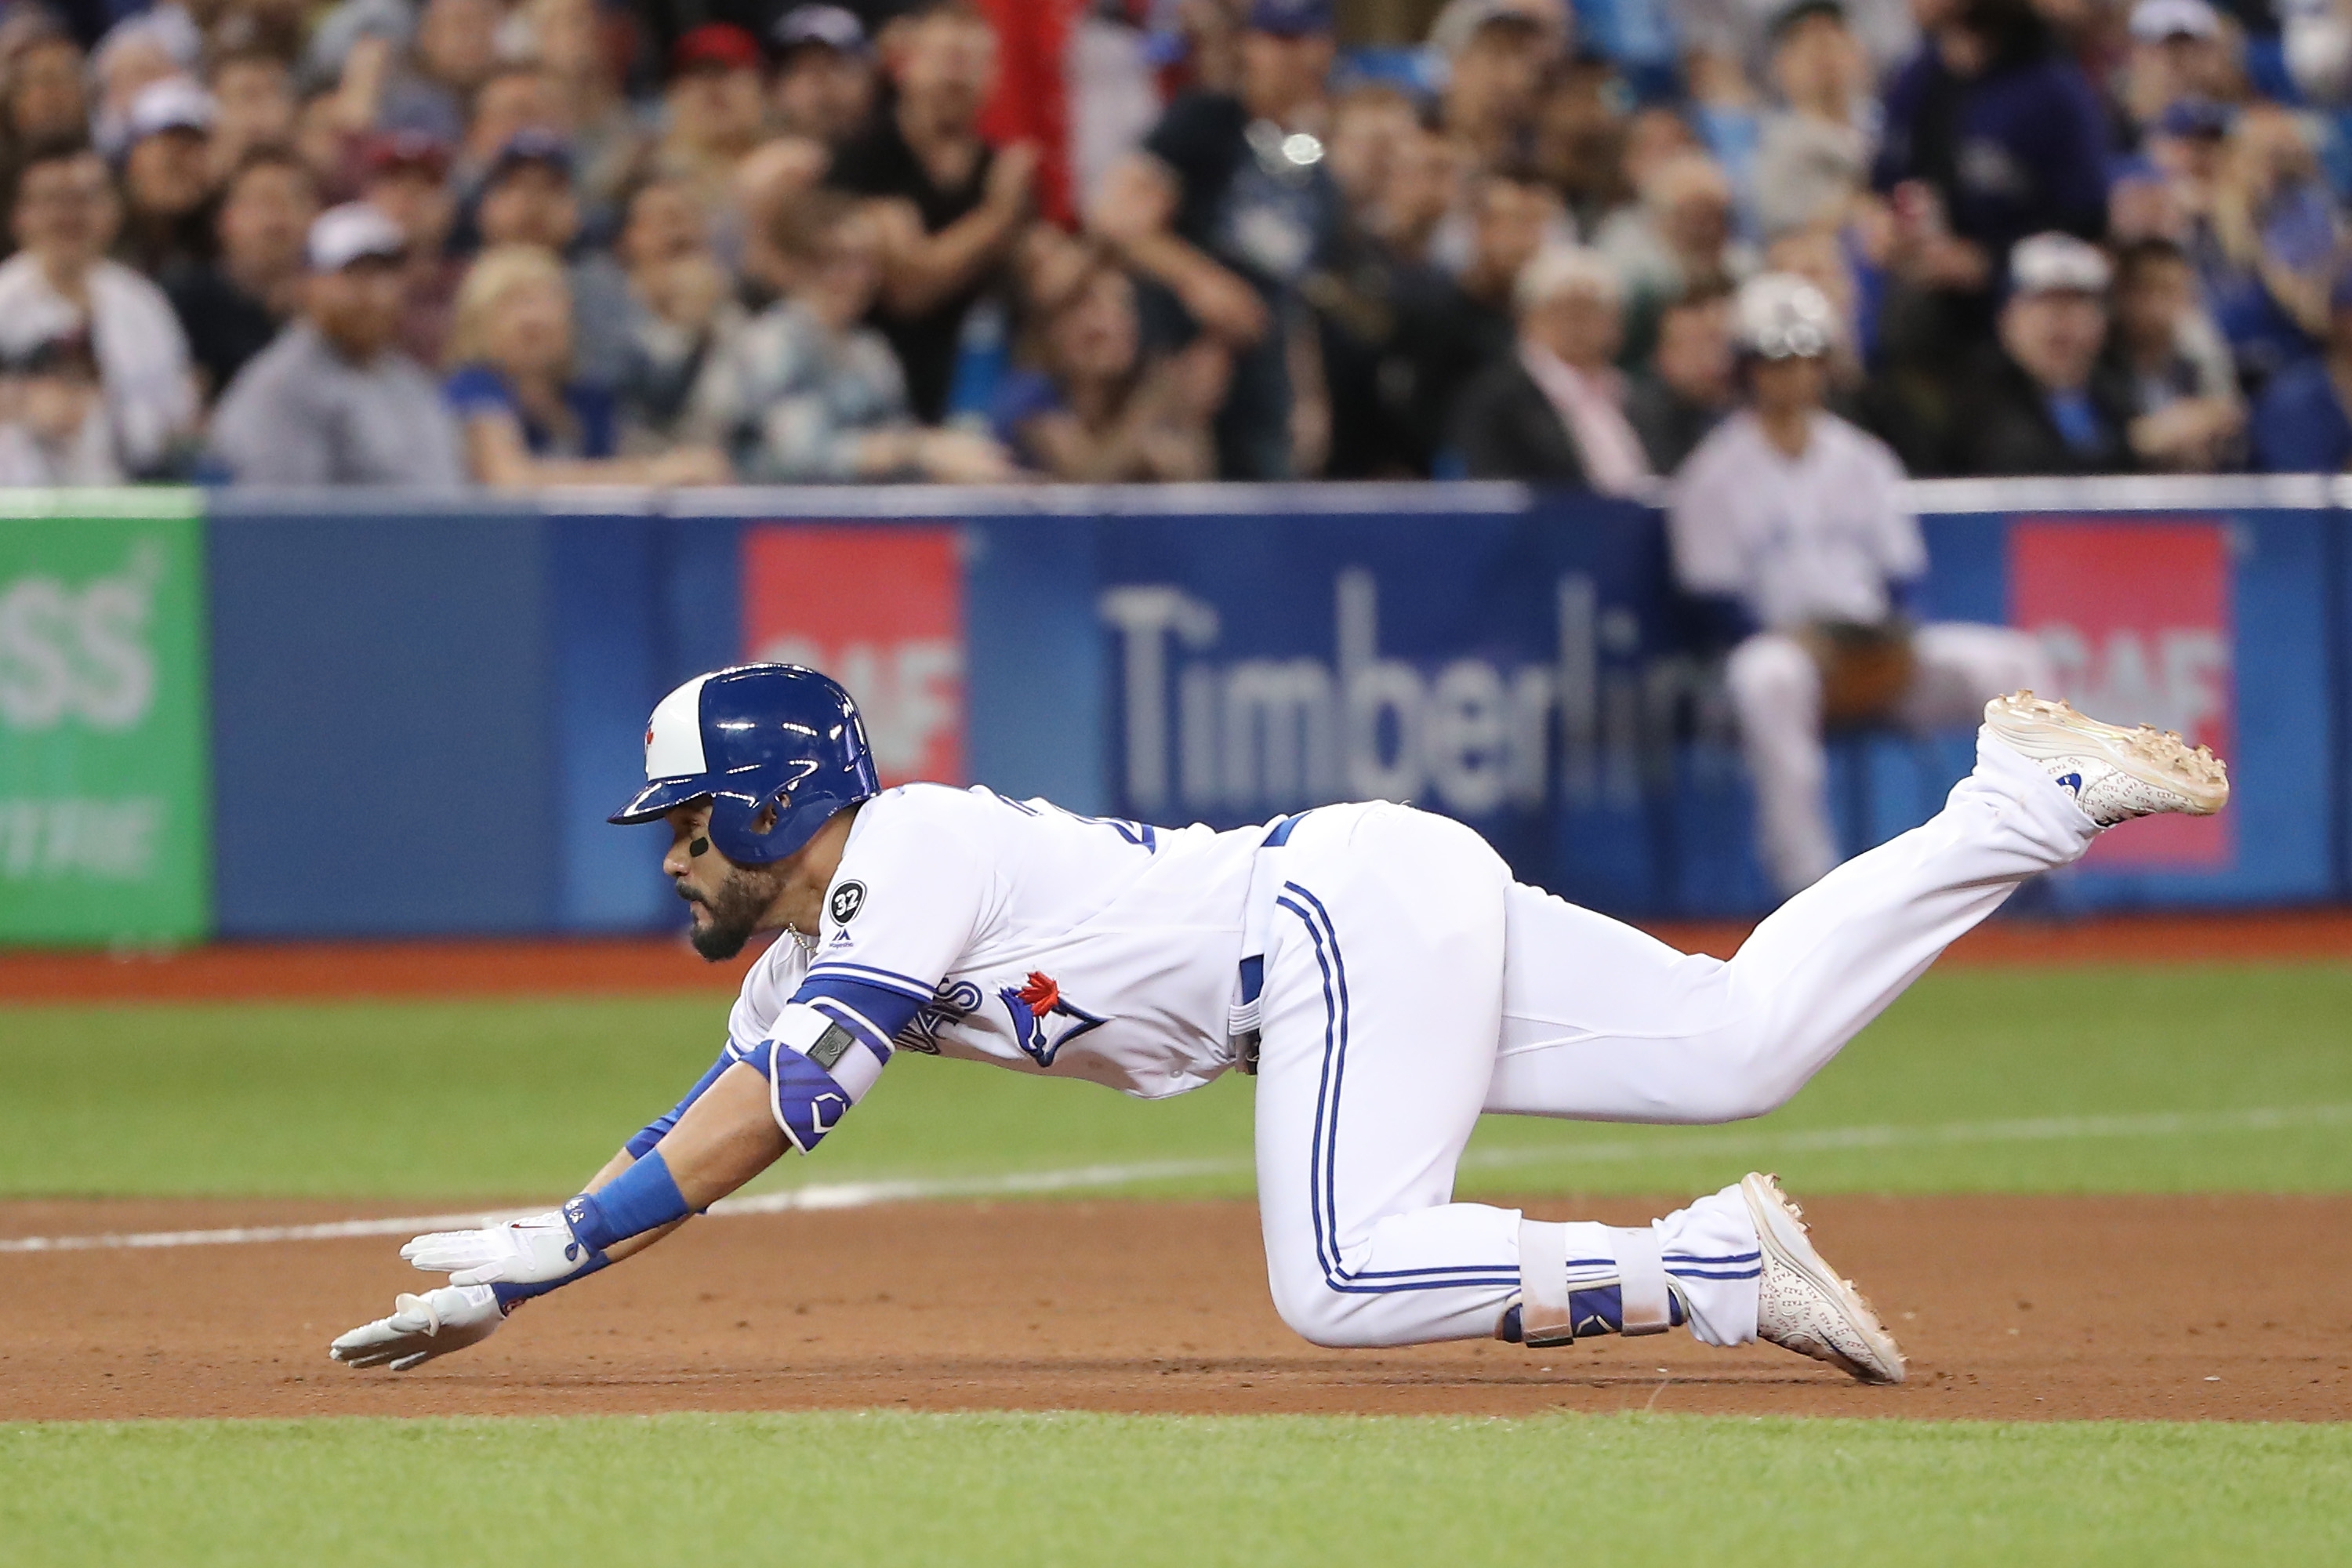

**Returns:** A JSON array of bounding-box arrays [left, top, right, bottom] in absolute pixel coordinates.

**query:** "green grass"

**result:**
[[2, 964, 2348, 1201], [2, 1410, 2346, 1566]]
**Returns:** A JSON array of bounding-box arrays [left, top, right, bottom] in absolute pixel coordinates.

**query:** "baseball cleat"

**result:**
[[1741, 1173, 1907, 1385], [1983, 691, 2228, 827]]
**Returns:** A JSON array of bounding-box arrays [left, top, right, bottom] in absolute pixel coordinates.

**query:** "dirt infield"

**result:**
[[6, 909, 2352, 1005], [4, 1193, 2346, 1424]]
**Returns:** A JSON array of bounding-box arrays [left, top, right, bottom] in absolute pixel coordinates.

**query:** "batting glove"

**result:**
[[329, 1284, 504, 1371], [401, 1210, 601, 1287]]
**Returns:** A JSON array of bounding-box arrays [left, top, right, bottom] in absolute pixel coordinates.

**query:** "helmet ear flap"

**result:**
[[706, 789, 787, 865]]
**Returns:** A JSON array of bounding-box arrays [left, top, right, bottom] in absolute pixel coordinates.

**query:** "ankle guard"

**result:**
[[1500, 1220, 1681, 1346]]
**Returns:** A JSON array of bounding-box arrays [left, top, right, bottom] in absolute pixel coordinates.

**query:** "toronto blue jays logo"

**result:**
[[895, 978, 983, 1054], [998, 971, 1107, 1067]]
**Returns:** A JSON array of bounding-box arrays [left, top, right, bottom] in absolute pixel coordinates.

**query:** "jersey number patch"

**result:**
[[829, 880, 867, 924]]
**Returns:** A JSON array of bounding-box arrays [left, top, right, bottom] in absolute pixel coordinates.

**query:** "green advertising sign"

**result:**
[[0, 491, 210, 945]]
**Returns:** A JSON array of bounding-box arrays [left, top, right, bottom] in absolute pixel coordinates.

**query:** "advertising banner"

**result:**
[[743, 523, 965, 786], [2009, 519, 2233, 868], [0, 495, 210, 943]]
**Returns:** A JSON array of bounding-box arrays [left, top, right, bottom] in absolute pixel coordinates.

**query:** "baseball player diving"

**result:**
[[333, 662, 2228, 1384]]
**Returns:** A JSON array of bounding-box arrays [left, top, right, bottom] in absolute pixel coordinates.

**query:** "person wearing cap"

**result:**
[[1751, 0, 1874, 240], [1093, 0, 1341, 478], [656, 22, 769, 215], [1450, 242, 1652, 489], [165, 147, 319, 400], [115, 74, 218, 275], [772, 4, 877, 148], [474, 129, 633, 393], [0, 325, 124, 486], [2251, 270, 2352, 471], [208, 201, 466, 488], [826, 0, 1037, 425], [2118, 0, 2235, 147], [356, 129, 463, 368], [1672, 271, 2050, 895], [1946, 231, 2140, 475], [0, 142, 197, 477]]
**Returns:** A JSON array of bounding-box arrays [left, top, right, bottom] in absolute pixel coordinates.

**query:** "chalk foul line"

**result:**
[[1, 1103, 2344, 1256]]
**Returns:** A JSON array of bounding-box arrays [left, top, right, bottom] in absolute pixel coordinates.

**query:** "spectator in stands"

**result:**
[[0, 23, 89, 204], [698, 189, 1018, 482], [379, 0, 500, 147], [206, 48, 296, 183], [1628, 285, 1737, 471], [771, 5, 878, 150], [1312, 83, 1436, 477], [524, 0, 651, 223], [474, 129, 632, 391], [829, 0, 1036, 424], [2192, 103, 2336, 390], [990, 254, 1224, 480], [209, 201, 466, 486], [1752, 0, 1873, 241], [88, 16, 187, 160], [1671, 272, 2047, 895], [1531, 59, 1632, 237], [2251, 274, 2352, 470], [1096, 0, 1340, 479], [445, 244, 729, 488], [655, 24, 770, 218], [1381, 122, 1460, 268], [356, 129, 461, 368], [0, 325, 122, 485], [166, 147, 318, 401], [1452, 242, 1653, 491], [0, 143, 197, 477], [1947, 232, 2140, 474], [1592, 149, 1748, 361], [1390, 165, 1565, 473], [1871, 0, 2108, 397], [1678, 0, 1917, 96], [2104, 236, 2245, 470], [456, 64, 561, 194], [116, 76, 218, 276], [612, 173, 744, 445], [2116, 0, 2238, 149], [1432, 0, 1563, 176], [1875, 0, 2109, 270]]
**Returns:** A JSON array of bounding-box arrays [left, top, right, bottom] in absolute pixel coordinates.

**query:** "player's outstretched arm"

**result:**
[[330, 1065, 786, 1370]]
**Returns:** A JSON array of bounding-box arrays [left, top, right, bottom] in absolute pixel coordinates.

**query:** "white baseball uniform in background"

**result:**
[[724, 733, 2097, 1351], [1670, 409, 2051, 895]]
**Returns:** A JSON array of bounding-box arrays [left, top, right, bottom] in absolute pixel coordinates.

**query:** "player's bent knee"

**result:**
[[1264, 1265, 1396, 1348]]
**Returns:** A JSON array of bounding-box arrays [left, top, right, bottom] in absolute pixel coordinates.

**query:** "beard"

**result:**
[[678, 865, 781, 960]]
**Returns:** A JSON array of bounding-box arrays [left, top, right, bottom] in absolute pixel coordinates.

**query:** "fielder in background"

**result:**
[[1670, 272, 2052, 897], [334, 663, 2226, 1384]]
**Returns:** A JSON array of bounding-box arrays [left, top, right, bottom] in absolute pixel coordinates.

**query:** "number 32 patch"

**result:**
[[828, 880, 867, 925]]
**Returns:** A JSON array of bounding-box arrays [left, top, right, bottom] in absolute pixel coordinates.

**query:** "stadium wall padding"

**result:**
[[81, 479, 2352, 940]]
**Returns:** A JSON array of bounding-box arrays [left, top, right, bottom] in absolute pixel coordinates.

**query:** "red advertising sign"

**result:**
[[2008, 520, 2230, 866], [742, 524, 965, 786]]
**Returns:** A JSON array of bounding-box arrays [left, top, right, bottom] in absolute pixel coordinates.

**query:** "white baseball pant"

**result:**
[[1726, 622, 2053, 896], [1251, 725, 2097, 1349]]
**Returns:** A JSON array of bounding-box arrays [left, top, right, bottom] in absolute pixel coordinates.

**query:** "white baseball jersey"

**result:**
[[1667, 408, 1924, 630], [677, 784, 1269, 1154]]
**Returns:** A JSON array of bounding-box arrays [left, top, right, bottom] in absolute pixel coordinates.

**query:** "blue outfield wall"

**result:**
[[203, 478, 2350, 939]]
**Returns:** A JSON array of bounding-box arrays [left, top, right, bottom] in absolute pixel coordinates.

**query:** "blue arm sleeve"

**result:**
[[623, 1046, 740, 1159]]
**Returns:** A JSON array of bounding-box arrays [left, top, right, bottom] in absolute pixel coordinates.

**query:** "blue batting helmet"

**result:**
[[609, 664, 880, 865]]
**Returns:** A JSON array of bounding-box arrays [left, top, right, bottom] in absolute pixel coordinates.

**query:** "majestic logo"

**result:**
[[828, 880, 867, 924], [997, 971, 1107, 1068], [895, 978, 982, 1054]]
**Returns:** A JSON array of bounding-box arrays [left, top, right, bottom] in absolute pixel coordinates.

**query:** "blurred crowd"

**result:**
[[9, 0, 2352, 488]]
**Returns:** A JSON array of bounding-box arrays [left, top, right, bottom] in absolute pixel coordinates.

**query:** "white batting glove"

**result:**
[[400, 1210, 597, 1287], [329, 1284, 504, 1371]]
